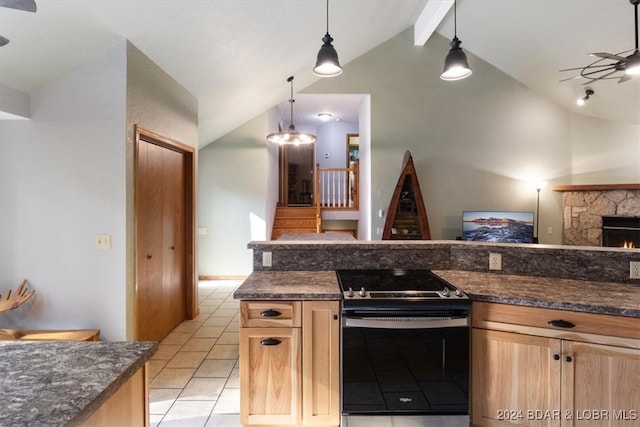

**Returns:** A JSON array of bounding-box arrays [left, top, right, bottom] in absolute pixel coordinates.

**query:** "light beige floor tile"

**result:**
[[166, 351, 208, 369], [150, 388, 182, 415], [150, 413, 164, 427], [211, 388, 241, 414], [207, 344, 239, 360], [194, 359, 236, 378], [153, 344, 183, 360], [162, 331, 195, 346], [205, 414, 242, 427], [193, 326, 225, 338], [148, 359, 169, 379], [179, 377, 227, 401], [225, 368, 240, 389], [160, 400, 216, 427], [218, 301, 239, 310], [182, 337, 217, 352], [151, 368, 196, 389], [212, 309, 237, 318], [173, 320, 205, 333], [203, 317, 231, 327], [216, 332, 238, 345], [224, 321, 239, 332]]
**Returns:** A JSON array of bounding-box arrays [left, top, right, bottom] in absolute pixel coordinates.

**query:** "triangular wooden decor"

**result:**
[[382, 151, 431, 240]]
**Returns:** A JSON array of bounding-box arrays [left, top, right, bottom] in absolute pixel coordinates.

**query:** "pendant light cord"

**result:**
[[326, 0, 329, 34], [453, 0, 458, 37]]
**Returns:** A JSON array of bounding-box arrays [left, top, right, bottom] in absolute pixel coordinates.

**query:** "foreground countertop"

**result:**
[[0, 340, 158, 426], [234, 270, 640, 318]]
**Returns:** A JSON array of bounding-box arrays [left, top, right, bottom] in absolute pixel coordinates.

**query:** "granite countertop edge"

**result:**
[[234, 270, 640, 319], [68, 341, 159, 426], [0, 340, 158, 427]]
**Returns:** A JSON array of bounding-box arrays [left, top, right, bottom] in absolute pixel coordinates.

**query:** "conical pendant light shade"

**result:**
[[313, 0, 342, 77], [266, 76, 317, 145], [440, 0, 472, 81]]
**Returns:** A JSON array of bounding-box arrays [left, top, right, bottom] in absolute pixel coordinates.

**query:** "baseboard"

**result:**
[[198, 275, 248, 281]]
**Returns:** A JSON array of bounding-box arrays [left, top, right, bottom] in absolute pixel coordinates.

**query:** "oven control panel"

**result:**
[[342, 286, 469, 300]]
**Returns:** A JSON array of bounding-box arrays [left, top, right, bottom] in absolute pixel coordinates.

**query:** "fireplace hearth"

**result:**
[[602, 216, 640, 248]]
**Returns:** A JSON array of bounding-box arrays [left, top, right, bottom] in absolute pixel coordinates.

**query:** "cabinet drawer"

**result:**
[[473, 302, 640, 341], [240, 301, 301, 328]]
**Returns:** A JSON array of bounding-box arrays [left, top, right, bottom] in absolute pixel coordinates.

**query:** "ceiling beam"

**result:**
[[413, 0, 454, 46]]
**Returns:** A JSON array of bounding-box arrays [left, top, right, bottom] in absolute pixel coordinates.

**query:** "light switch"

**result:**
[[95, 234, 111, 250]]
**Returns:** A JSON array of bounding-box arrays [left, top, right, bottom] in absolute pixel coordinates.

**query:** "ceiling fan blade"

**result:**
[[617, 73, 633, 83], [589, 52, 627, 61], [0, 0, 36, 12], [0, 35, 9, 46], [580, 69, 619, 85], [560, 64, 615, 72]]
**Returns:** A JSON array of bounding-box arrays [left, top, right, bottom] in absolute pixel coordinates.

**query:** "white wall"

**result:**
[[0, 42, 128, 339], [0, 41, 198, 340], [197, 114, 269, 276]]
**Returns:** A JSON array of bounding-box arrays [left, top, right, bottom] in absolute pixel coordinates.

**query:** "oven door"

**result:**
[[341, 313, 469, 425]]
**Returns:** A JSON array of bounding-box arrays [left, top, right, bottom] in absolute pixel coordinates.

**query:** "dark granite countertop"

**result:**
[[0, 340, 158, 426], [435, 270, 640, 318], [233, 271, 342, 300], [233, 270, 640, 318]]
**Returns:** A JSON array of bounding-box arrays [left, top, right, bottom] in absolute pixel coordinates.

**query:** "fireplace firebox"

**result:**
[[602, 216, 640, 248]]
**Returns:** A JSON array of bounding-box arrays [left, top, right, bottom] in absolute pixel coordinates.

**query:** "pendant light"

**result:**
[[440, 0, 472, 81], [267, 76, 317, 145], [313, 0, 343, 77]]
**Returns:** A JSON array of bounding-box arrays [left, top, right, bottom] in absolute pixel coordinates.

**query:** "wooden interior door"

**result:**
[[135, 126, 195, 342]]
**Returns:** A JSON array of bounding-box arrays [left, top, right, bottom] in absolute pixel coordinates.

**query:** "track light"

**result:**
[[313, 0, 342, 77], [576, 88, 594, 106], [440, 0, 472, 81]]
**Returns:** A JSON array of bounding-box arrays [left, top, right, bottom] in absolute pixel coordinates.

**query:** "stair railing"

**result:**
[[315, 163, 359, 232]]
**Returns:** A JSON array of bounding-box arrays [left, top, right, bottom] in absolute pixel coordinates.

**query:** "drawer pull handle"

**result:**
[[260, 338, 281, 346], [553, 354, 560, 361], [260, 310, 282, 318], [548, 319, 575, 328]]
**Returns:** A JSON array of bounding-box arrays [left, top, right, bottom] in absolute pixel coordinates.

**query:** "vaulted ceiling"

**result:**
[[1, 0, 638, 147]]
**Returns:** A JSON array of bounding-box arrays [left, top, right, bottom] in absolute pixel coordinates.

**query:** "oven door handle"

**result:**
[[342, 316, 469, 329]]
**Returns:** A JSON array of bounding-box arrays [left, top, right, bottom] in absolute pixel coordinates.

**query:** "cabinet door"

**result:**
[[472, 329, 561, 427], [562, 341, 640, 427], [240, 327, 301, 425], [302, 301, 340, 426]]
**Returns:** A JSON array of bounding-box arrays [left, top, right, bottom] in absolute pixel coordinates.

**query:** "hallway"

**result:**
[[149, 279, 242, 427]]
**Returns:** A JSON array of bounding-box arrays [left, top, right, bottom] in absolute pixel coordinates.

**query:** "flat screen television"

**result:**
[[462, 211, 534, 243]]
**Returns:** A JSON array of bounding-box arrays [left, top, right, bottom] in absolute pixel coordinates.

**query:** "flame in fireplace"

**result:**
[[623, 240, 635, 248]]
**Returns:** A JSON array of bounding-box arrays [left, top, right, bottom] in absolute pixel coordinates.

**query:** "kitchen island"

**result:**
[[0, 340, 157, 426]]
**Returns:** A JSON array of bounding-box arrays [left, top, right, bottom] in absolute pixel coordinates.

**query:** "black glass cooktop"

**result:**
[[336, 269, 456, 292]]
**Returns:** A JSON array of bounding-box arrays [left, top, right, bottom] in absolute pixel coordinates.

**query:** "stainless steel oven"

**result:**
[[337, 269, 471, 427]]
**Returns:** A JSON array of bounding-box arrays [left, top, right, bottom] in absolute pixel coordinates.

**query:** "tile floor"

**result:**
[[149, 279, 243, 427]]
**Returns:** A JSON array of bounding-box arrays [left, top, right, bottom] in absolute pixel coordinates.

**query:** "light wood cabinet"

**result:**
[[472, 302, 640, 427], [239, 300, 339, 426]]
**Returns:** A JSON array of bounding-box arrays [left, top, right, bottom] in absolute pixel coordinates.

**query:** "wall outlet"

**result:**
[[489, 253, 502, 271], [630, 261, 640, 279], [262, 251, 272, 267]]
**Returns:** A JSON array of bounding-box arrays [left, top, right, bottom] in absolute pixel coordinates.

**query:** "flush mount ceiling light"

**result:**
[[313, 0, 343, 77], [576, 88, 595, 106], [440, 0, 472, 81], [266, 76, 317, 145], [560, 0, 640, 84], [318, 113, 333, 121]]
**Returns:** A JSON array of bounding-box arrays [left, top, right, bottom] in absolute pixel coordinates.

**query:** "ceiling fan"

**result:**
[[0, 0, 37, 47], [560, 0, 640, 85]]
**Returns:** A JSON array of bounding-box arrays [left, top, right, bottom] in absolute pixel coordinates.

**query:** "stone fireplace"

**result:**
[[556, 185, 640, 246]]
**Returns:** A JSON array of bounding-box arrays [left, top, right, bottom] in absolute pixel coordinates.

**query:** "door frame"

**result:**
[[134, 125, 198, 340]]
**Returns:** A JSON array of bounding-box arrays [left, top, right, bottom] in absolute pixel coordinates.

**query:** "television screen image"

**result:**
[[462, 211, 534, 243]]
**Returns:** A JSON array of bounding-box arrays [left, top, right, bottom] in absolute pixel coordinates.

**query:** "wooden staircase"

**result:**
[[271, 207, 318, 240]]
